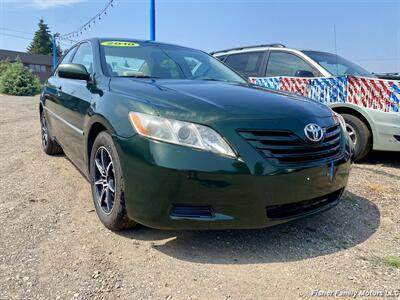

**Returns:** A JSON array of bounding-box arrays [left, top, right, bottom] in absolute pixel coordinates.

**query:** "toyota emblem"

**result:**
[[304, 123, 324, 142]]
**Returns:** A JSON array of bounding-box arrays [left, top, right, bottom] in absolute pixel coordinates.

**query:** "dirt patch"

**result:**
[[0, 95, 399, 299]]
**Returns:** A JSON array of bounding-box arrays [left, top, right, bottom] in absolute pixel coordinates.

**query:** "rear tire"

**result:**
[[341, 113, 372, 161], [40, 111, 63, 155], [89, 131, 137, 231]]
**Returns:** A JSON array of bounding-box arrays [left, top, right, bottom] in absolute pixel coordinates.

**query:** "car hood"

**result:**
[[110, 78, 333, 124]]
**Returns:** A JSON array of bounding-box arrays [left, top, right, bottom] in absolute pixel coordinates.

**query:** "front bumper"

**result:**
[[113, 134, 352, 230], [368, 109, 400, 151]]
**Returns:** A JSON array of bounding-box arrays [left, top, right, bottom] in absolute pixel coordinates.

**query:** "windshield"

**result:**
[[100, 41, 246, 83], [302, 50, 373, 77]]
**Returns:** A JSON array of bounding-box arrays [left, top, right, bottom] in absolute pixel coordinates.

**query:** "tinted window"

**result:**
[[100, 42, 246, 83], [266, 51, 317, 77], [72, 43, 93, 73], [225, 52, 264, 76], [302, 50, 372, 77]]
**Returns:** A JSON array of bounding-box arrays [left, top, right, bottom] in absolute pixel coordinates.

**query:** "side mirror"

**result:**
[[295, 70, 314, 77], [58, 63, 90, 81]]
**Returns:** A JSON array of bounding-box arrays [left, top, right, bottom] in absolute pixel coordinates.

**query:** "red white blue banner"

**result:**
[[251, 76, 400, 113]]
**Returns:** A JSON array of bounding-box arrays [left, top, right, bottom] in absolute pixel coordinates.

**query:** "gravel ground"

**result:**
[[0, 95, 399, 300]]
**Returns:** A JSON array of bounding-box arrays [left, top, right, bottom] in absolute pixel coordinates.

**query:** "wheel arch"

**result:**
[[330, 104, 375, 141], [86, 117, 115, 175]]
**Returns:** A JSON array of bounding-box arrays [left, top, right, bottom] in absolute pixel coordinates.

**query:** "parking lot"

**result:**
[[0, 95, 399, 299]]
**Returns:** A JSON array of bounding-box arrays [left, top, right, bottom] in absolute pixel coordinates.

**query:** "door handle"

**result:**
[[57, 86, 62, 97]]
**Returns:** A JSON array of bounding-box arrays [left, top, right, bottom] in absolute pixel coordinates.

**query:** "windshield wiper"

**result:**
[[119, 75, 159, 79], [192, 77, 227, 82]]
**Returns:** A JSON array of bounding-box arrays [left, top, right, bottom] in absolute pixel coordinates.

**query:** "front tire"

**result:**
[[342, 113, 372, 161], [89, 132, 137, 231]]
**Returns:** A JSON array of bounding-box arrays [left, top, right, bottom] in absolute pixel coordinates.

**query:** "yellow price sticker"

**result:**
[[100, 41, 140, 47]]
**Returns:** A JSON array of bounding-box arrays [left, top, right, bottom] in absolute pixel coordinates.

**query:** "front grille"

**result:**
[[238, 124, 342, 166], [266, 188, 343, 220]]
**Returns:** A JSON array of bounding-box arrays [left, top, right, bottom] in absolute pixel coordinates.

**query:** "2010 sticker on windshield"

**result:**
[[100, 41, 140, 47]]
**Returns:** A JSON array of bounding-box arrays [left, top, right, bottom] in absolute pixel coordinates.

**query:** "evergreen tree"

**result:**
[[0, 57, 42, 96], [27, 19, 62, 57], [0, 57, 11, 74]]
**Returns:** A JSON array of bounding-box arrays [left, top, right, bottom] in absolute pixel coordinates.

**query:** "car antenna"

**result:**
[[333, 24, 339, 75]]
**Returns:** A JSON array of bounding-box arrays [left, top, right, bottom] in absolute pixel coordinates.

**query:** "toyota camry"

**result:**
[[40, 38, 353, 230]]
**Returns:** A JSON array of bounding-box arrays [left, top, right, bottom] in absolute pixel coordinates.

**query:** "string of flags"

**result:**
[[59, 0, 114, 42]]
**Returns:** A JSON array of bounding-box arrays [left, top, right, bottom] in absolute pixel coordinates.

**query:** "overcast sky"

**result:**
[[0, 0, 399, 73]]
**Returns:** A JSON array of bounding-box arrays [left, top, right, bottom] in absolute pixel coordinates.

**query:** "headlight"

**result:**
[[332, 111, 346, 131], [129, 112, 236, 158]]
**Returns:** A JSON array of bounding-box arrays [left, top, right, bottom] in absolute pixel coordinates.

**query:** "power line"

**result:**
[[0, 27, 34, 36], [59, 0, 114, 41], [0, 32, 32, 41], [0, 28, 72, 54], [0, 32, 71, 52]]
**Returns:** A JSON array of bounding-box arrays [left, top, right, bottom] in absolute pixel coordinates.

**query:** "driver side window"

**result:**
[[72, 43, 93, 73], [59, 47, 77, 64], [55, 46, 76, 76]]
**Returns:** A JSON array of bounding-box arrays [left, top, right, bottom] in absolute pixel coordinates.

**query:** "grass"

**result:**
[[382, 256, 400, 269]]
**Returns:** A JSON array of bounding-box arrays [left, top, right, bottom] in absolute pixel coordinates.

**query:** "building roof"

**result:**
[[0, 49, 52, 66]]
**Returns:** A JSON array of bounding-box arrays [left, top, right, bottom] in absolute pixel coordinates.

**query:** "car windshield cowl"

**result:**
[[115, 76, 230, 82], [191, 77, 229, 82], [117, 75, 160, 79]]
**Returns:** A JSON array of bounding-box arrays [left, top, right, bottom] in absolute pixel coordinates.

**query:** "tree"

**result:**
[[0, 58, 42, 96], [0, 57, 11, 74], [27, 18, 62, 57]]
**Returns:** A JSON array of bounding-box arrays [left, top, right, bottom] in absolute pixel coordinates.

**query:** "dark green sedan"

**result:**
[[40, 38, 353, 231]]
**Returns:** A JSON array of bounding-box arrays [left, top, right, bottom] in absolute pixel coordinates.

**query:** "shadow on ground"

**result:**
[[355, 151, 400, 181], [118, 191, 379, 264], [359, 151, 399, 168]]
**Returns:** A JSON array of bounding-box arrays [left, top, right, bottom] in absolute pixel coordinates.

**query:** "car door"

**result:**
[[44, 46, 78, 147], [224, 51, 267, 78], [53, 42, 94, 170], [264, 51, 320, 77]]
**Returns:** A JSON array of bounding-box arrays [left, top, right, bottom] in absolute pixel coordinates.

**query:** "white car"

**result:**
[[212, 44, 400, 161]]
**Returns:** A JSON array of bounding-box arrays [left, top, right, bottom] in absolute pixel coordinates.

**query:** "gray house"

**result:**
[[0, 49, 53, 83]]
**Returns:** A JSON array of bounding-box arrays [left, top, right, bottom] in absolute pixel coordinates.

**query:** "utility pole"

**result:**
[[150, 0, 155, 41], [52, 33, 59, 69]]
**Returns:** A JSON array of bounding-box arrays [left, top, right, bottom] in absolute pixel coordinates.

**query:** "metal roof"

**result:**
[[0, 49, 53, 66]]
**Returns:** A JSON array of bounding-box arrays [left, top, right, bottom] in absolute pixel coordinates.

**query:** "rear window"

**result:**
[[224, 51, 264, 76]]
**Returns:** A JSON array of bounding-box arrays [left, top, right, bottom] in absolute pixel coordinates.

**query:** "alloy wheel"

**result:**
[[41, 113, 48, 148], [346, 123, 357, 146], [93, 146, 116, 215]]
